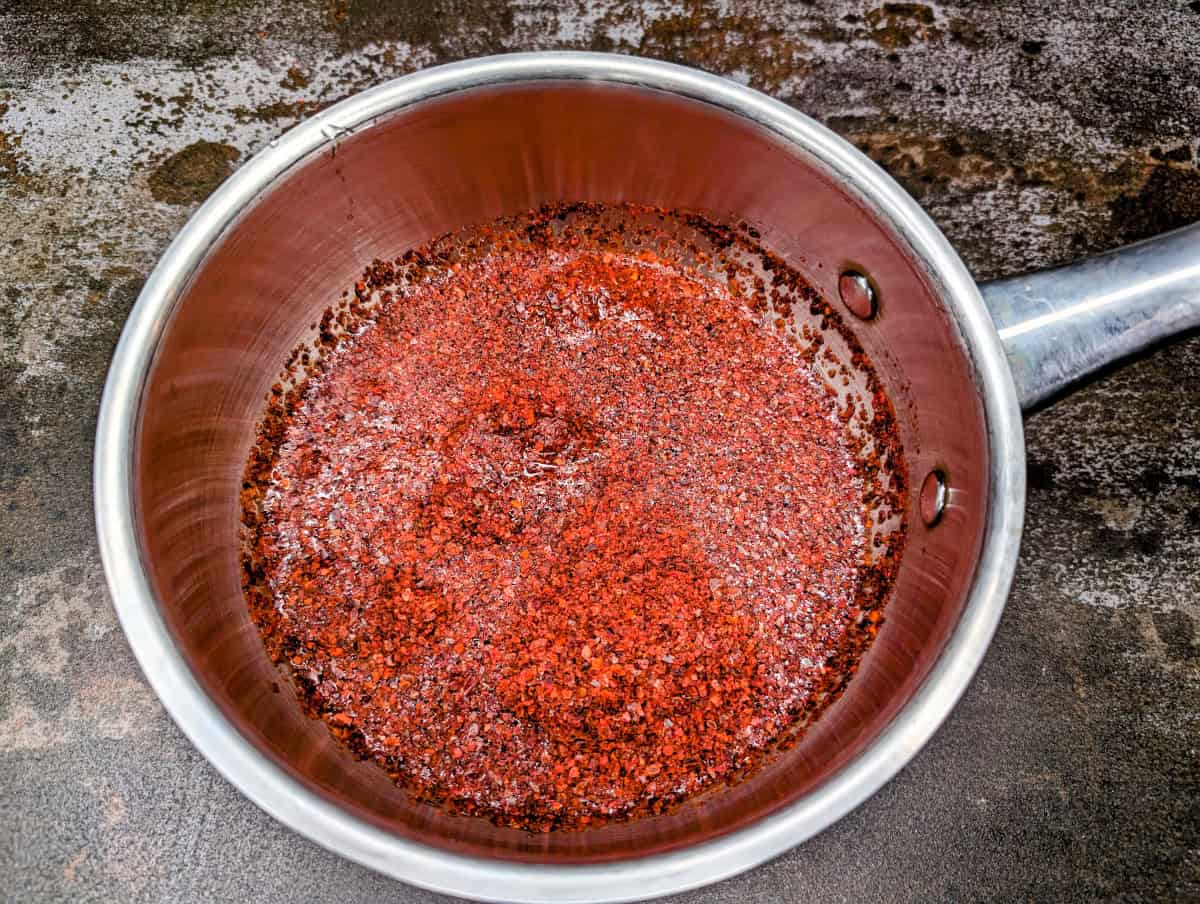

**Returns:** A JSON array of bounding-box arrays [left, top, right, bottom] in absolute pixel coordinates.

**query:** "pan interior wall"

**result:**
[[133, 81, 991, 860]]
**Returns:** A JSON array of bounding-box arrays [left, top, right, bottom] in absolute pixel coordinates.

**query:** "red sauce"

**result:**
[[242, 204, 906, 831]]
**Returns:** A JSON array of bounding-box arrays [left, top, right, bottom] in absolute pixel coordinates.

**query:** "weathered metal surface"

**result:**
[[1, 2, 1197, 901]]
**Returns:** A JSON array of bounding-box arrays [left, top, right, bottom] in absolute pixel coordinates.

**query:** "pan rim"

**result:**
[[93, 51, 1026, 904]]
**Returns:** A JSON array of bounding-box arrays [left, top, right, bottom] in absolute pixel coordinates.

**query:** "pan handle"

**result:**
[[979, 222, 1200, 410]]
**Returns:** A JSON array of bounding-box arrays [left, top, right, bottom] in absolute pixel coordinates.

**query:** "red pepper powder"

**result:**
[[241, 203, 907, 832]]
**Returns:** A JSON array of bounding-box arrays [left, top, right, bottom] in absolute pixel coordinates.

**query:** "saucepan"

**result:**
[[94, 53, 1200, 902]]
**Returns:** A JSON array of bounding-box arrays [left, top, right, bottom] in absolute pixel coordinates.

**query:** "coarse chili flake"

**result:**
[[241, 203, 907, 832]]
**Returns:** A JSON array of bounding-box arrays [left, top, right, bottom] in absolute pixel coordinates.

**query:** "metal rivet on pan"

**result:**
[[920, 469, 947, 527], [838, 270, 876, 319]]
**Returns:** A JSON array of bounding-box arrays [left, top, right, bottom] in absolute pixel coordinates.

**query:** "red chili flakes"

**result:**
[[240, 203, 907, 832]]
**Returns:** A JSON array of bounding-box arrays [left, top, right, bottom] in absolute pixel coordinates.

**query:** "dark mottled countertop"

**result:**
[[2, 2, 1197, 902]]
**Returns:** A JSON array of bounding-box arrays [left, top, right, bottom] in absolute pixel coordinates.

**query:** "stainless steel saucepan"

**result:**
[[94, 53, 1200, 903]]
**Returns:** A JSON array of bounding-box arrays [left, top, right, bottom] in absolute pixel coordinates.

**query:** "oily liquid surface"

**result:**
[[243, 206, 905, 831]]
